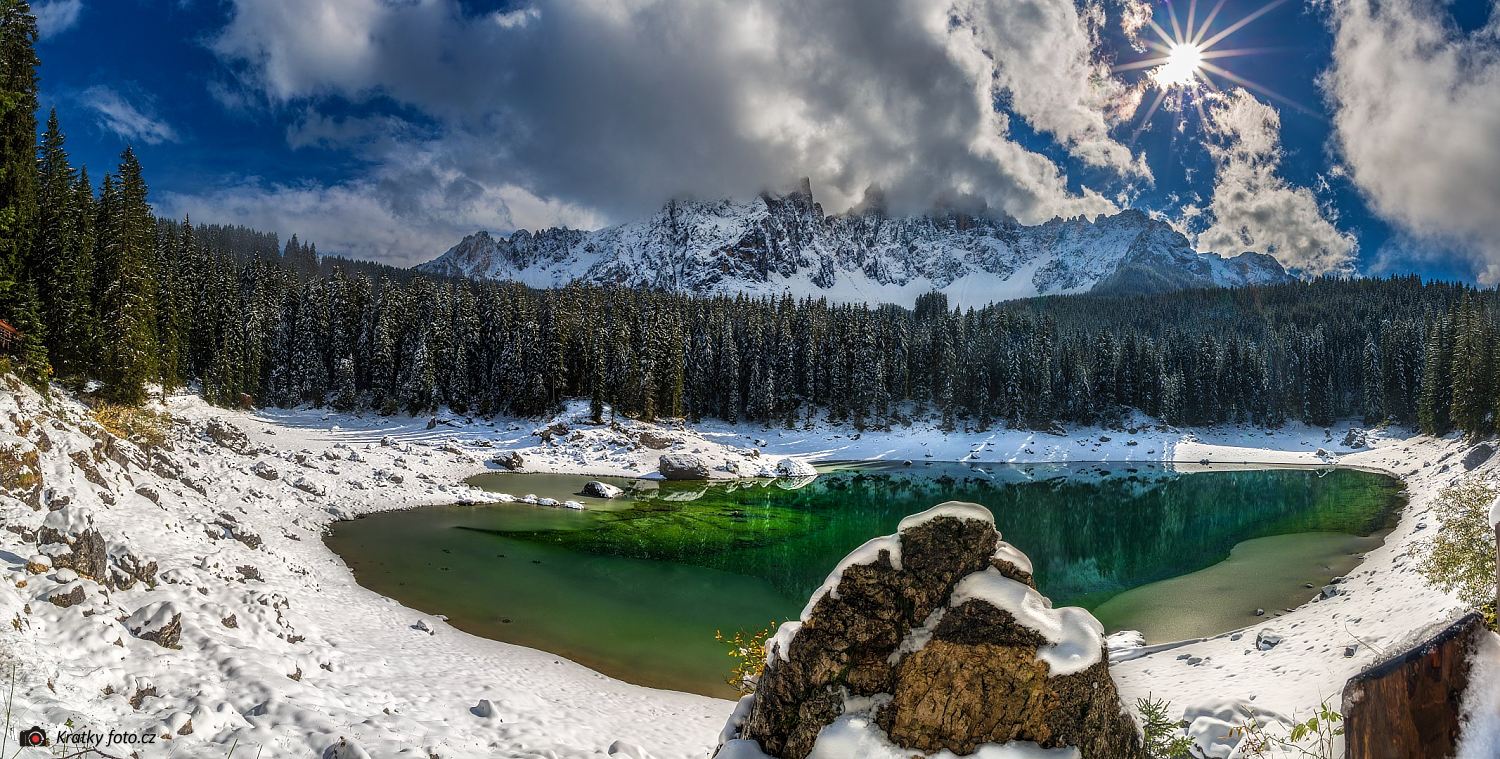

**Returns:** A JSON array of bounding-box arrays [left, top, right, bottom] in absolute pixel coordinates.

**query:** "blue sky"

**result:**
[[31, 0, 1500, 283]]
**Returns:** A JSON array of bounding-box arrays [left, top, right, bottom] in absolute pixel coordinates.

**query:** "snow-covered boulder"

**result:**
[[203, 419, 253, 454], [322, 737, 373, 759], [126, 602, 184, 649], [494, 451, 525, 471], [1255, 629, 1283, 651], [771, 458, 816, 478], [659, 454, 711, 481], [292, 476, 327, 497], [39, 509, 108, 583], [251, 461, 281, 480], [720, 501, 1142, 759], [638, 429, 677, 449], [583, 480, 624, 499]]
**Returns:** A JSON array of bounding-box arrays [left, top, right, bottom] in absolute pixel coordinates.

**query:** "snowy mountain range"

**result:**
[[417, 180, 1292, 307]]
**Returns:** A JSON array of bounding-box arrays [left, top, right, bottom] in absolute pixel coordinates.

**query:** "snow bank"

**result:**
[[949, 568, 1105, 676], [1490, 495, 1500, 529], [1457, 631, 1500, 759]]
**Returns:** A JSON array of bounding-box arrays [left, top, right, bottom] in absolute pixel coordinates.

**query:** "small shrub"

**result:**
[[1228, 700, 1344, 759], [1409, 479, 1497, 629], [92, 403, 170, 448], [0, 445, 40, 491], [1138, 694, 1194, 759], [715, 621, 778, 695]]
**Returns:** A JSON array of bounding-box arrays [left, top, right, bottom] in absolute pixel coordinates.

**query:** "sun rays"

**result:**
[[1115, 0, 1308, 135]]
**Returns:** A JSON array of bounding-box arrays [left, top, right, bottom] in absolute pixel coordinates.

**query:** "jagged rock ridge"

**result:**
[[418, 180, 1291, 307]]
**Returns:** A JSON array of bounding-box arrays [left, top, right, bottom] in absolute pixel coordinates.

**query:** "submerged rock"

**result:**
[[659, 453, 711, 481], [772, 458, 817, 478], [717, 501, 1143, 759], [583, 480, 624, 499]]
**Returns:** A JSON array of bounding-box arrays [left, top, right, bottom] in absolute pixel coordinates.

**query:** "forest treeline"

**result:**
[[0, 1, 1496, 437]]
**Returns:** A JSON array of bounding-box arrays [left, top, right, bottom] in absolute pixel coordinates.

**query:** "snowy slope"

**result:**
[[417, 181, 1291, 308]]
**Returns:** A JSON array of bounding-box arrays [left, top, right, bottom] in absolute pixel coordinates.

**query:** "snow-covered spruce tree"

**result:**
[[92, 151, 159, 405], [0, 0, 47, 381], [1418, 315, 1455, 434]]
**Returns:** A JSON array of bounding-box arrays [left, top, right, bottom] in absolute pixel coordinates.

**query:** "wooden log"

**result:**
[[1342, 612, 1485, 759]]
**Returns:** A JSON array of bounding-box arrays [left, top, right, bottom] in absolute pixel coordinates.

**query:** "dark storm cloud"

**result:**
[[178, 0, 1147, 263]]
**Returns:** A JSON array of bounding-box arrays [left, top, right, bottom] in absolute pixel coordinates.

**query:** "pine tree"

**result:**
[[93, 150, 159, 404], [1418, 316, 1455, 434], [0, 1, 43, 378]]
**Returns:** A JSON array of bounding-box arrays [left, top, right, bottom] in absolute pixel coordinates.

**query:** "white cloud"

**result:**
[[79, 86, 177, 145], [32, 0, 82, 39], [203, 0, 1143, 250], [1194, 89, 1357, 275], [1322, 0, 1500, 283], [156, 153, 604, 267]]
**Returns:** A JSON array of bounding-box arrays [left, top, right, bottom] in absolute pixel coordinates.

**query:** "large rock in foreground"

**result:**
[[716, 501, 1143, 759], [658, 453, 711, 480]]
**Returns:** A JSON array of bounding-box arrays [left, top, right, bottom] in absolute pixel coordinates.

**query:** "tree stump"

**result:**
[[1342, 612, 1485, 759]]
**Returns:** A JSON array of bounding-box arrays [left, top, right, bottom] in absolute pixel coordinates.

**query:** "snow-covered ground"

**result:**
[[0, 381, 1489, 758]]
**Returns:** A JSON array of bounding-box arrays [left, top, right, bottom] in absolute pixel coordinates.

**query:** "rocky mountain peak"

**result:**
[[418, 182, 1293, 307]]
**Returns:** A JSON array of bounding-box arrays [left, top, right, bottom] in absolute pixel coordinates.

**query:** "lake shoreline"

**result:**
[[328, 463, 1405, 697]]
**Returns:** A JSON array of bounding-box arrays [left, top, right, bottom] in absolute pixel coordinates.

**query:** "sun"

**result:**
[[1114, 0, 1306, 132], [1152, 42, 1205, 89]]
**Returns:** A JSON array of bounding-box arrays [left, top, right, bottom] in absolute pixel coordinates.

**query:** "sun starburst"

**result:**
[[1114, 0, 1306, 132]]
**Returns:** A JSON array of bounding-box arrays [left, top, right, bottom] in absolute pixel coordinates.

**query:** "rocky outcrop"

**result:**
[[659, 454, 712, 481], [717, 501, 1143, 759], [204, 419, 253, 455], [638, 430, 677, 449]]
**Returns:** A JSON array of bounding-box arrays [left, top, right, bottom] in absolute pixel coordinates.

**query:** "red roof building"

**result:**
[[0, 319, 20, 351]]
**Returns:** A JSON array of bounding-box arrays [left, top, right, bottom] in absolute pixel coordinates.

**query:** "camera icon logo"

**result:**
[[18, 727, 47, 747]]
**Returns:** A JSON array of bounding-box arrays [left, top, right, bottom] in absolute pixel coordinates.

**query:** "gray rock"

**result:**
[[1463, 443, 1494, 471], [638, 430, 677, 449], [251, 461, 280, 480], [659, 454, 712, 481], [494, 451, 525, 471], [204, 419, 253, 455], [1256, 630, 1283, 651], [292, 476, 327, 497]]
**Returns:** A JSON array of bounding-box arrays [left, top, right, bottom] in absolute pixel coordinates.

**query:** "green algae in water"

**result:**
[[326, 463, 1403, 697]]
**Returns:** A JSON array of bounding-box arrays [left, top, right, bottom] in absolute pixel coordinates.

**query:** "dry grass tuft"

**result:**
[[92, 404, 170, 449]]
